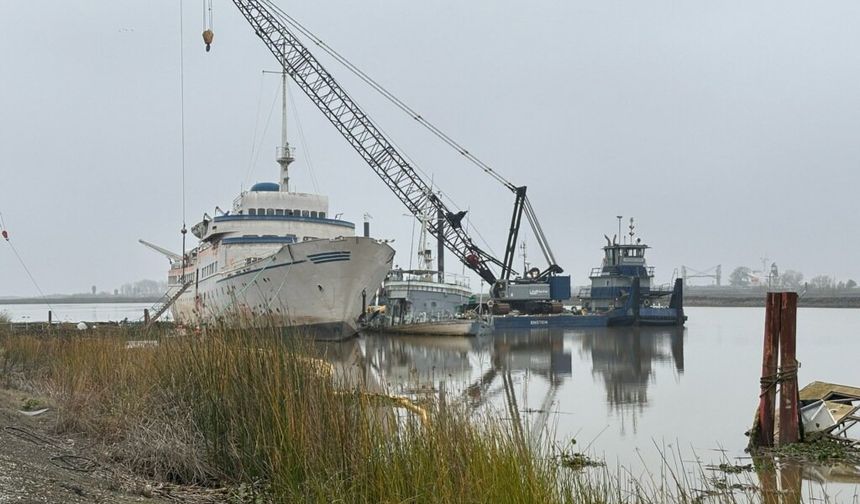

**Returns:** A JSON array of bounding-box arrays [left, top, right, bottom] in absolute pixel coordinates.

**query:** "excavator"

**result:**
[[216, 0, 570, 314]]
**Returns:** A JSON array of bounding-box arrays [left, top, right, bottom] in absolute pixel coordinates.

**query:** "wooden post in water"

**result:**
[[48, 310, 52, 325], [778, 292, 800, 445], [144, 309, 150, 326], [756, 292, 781, 448]]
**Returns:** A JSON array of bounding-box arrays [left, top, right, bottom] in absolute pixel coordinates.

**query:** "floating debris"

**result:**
[[799, 381, 860, 439], [559, 451, 605, 471], [17, 408, 49, 417]]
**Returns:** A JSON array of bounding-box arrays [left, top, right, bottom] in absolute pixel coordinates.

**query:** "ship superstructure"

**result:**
[[376, 210, 473, 326], [161, 68, 394, 339]]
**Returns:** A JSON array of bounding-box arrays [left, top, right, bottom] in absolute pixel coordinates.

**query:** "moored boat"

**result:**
[[366, 210, 488, 336], [491, 218, 685, 329], [149, 69, 394, 340]]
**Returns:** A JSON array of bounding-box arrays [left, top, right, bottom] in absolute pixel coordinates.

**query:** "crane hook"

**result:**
[[202, 29, 214, 52]]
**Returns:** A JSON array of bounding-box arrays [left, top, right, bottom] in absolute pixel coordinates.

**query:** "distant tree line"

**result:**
[[117, 279, 167, 297], [728, 266, 856, 290]]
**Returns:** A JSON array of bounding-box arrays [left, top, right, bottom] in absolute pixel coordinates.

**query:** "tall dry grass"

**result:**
[[0, 326, 766, 503]]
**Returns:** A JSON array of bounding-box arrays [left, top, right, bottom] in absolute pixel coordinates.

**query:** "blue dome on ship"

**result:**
[[250, 182, 280, 192]]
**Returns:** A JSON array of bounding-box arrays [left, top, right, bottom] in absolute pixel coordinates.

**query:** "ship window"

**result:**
[[311, 211, 318, 218], [294, 209, 301, 216], [319, 212, 326, 219], [267, 208, 275, 216], [302, 210, 310, 217], [257, 208, 265, 215], [276, 209, 284, 216], [248, 208, 257, 216]]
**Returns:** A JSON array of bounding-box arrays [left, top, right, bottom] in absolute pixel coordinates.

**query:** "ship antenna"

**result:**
[[277, 42, 295, 192]]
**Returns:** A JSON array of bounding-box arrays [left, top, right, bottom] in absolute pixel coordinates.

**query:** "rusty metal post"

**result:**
[[778, 292, 800, 445], [756, 292, 781, 448]]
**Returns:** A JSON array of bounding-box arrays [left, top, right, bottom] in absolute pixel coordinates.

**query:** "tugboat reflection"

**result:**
[[580, 327, 684, 408], [577, 326, 685, 434]]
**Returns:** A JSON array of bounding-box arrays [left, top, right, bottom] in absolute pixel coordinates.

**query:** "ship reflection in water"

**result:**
[[313, 316, 860, 496], [316, 326, 686, 436]]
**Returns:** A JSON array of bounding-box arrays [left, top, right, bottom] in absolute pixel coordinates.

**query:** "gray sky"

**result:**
[[2, 1, 859, 296]]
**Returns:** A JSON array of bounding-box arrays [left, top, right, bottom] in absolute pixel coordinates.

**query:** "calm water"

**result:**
[[0, 302, 165, 323], [324, 307, 860, 497]]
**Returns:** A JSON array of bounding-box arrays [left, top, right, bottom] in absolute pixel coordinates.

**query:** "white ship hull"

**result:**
[[171, 236, 394, 340]]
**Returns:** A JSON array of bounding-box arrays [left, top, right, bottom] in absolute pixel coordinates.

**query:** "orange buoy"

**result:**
[[202, 29, 214, 52]]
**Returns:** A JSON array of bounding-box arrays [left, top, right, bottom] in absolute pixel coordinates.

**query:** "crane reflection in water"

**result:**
[[313, 326, 685, 438]]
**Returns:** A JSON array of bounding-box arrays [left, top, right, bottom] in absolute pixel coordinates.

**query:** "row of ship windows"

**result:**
[[243, 208, 327, 219], [201, 261, 218, 278]]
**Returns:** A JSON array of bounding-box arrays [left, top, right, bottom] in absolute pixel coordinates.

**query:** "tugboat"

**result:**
[[145, 69, 395, 340], [490, 218, 685, 329], [580, 218, 685, 326]]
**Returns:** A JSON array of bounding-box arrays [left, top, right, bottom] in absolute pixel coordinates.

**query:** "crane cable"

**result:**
[[202, 0, 214, 52], [263, 1, 517, 193], [260, 2, 519, 259], [271, 6, 558, 266], [179, 0, 189, 277], [0, 212, 54, 312]]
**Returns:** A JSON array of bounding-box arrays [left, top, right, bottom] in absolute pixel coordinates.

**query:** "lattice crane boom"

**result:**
[[230, 0, 506, 284]]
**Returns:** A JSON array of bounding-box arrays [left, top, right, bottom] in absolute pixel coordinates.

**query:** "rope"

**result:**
[[4, 426, 60, 448], [288, 88, 321, 195], [243, 76, 280, 188], [758, 361, 801, 397], [1, 214, 54, 312], [49, 455, 99, 473]]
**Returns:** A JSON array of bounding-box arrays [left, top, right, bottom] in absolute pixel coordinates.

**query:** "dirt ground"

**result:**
[[0, 388, 227, 504]]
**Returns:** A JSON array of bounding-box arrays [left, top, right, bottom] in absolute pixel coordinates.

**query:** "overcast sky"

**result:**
[[2, 1, 859, 296]]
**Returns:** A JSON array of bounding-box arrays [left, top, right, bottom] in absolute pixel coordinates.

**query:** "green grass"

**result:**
[[0, 325, 777, 503]]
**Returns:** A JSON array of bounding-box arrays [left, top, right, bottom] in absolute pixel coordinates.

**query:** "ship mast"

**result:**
[[277, 42, 294, 192], [417, 210, 434, 274]]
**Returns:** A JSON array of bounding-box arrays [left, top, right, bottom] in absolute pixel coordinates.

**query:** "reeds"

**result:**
[[0, 325, 765, 503]]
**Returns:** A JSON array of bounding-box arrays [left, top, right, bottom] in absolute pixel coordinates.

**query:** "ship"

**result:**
[[490, 218, 685, 329], [366, 210, 488, 336], [152, 70, 395, 340]]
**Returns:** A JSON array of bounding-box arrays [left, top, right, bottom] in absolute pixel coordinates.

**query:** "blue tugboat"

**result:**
[[491, 218, 686, 329]]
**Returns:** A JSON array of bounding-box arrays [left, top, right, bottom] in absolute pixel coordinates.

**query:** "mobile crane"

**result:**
[[225, 0, 569, 312]]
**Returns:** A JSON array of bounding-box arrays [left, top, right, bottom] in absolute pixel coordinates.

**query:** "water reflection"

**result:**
[[578, 327, 684, 415], [318, 326, 685, 421], [314, 324, 860, 497]]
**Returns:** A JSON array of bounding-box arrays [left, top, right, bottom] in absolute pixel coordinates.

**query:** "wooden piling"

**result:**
[[757, 292, 781, 448], [778, 292, 800, 445], [144, 309, 150, 325]]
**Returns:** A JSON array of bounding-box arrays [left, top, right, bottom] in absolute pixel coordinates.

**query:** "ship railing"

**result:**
[[589, 266, 655, 277], [444, 272, 470, 289]]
